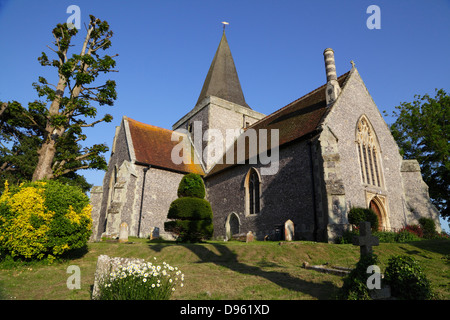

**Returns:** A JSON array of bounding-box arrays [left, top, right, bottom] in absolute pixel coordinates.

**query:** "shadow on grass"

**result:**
[[149, 241, 339, 299], [404, 239, 450, 264]]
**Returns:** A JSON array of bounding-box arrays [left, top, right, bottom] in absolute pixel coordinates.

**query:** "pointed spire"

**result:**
[[196, 30, 250, 108]]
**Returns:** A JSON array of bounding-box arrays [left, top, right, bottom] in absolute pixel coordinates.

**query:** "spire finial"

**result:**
[[221, 21, 229, 32], [350, 60, 355, 68]]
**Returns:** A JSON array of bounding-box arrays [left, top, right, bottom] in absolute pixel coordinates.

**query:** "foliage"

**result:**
[[348, 207, 379, 231], [0, 180, 92, 262], [97, 258, 184, 300], [177, 173, 206, 198], [339, 253, 379, 300], [167, 197, 213, 221], [398, 224, 424, 238], [384, 89, 449, 219], [384, 255, 433, 300], [337, 227, 423, 244], [418, 217, 437, 239], [0, 15, 117, 187], [165, 174, 213, 242], [393, 230, 421, 243]]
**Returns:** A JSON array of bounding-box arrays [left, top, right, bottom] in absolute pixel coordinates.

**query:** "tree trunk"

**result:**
[[32, 138, 57, 181]]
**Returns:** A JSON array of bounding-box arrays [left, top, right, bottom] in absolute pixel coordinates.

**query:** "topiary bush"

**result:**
[[348, 207, 379, 231], [384, 255, 433, 300], [177, 173, 206, 199], [165, 174, 213, 242], [0, 180, 92, 262]]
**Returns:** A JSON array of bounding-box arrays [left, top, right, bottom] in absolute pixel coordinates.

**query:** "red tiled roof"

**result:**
[[207, 71, 350, 176], [126, 117, 205, 175]]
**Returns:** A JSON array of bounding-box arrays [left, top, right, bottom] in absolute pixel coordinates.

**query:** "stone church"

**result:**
[[90, 31, 441, 242]]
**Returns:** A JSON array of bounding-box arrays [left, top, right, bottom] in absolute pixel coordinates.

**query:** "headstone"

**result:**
[[149, 227, 160, 240], [246, 231, 254, 243], [352, 221, 379, 257], [284, 220, 294, 241], [92, 255, 145, 299], [118, 221, 128, 243]]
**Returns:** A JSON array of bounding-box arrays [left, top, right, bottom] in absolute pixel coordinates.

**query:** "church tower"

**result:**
[[173, 30, 266, 172]]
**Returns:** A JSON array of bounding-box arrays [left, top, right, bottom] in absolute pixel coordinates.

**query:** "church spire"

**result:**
[[195, 29, 250, 109]]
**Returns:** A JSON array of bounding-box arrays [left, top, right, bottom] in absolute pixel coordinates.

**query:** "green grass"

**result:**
[[0, 238, 449, 300]]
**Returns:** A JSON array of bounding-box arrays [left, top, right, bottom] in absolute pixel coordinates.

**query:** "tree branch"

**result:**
[[54, 165, 90, 177]]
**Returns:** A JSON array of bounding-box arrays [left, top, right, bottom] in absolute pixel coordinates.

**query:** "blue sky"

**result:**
[[0, 1, 449, 229]]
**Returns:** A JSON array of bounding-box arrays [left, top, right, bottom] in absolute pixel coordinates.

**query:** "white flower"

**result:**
[[143, 278, 147, 283]]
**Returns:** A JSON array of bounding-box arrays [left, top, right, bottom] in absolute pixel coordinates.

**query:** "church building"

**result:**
[[90, 31, 441, 242]]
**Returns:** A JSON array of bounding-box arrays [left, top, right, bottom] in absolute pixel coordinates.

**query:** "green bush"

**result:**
[[164, 219, 214, 242], [336, 229, 358, 244], [177, 173, 205, 198], [348, 207, 379, 231], [167, 197, 213, 221], [165, 174, 213, 242], [373, 231, 397, 243], [339, 253, 379, 300], [418, 218, 437, 239], [384, 255, 433, 300], [0, 180, 92, 261], [394, 230, 421, 242]]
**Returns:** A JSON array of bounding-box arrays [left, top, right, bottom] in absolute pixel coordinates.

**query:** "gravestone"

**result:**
[[149, 227, 160, 240], [284, 220, 294, 241], [118, 221, 128, 243], [92, 255, 145, 299], [352, 221, 379, 257], [246, 231, 254, 243]]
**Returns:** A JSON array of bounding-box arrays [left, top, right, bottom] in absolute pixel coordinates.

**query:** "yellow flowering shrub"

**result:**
[[0, 180, 92, 261]]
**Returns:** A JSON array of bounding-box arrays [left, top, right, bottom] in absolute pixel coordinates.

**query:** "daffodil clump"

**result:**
[[98, 257, 184, 300], [0, 180, 92, 262]]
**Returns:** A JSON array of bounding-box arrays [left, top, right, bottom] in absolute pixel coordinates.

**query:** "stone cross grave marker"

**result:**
[[352, 221, 379, 257], [284, 219, 294, 241], [119, 221, 128, 243]]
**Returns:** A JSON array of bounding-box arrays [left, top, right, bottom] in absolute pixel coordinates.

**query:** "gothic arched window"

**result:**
[[245, 168, 261, 215], [356, 116, 383, 187]]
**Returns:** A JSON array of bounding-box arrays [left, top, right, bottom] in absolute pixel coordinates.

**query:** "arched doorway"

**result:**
[[369, 199, 384, 231], [225, 213, 240, 239]]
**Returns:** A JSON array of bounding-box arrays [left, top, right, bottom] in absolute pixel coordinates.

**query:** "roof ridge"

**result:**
[[127, 117, 182, 135], [247, 71, 350, 130]]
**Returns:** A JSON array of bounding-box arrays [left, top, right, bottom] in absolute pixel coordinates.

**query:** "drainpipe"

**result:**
[[138, 165, 151, 238]]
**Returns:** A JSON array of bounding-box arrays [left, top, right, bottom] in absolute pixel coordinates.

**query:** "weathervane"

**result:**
[[221, 21, 229, 31]]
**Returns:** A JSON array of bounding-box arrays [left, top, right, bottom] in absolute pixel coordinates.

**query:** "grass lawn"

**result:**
[[0, 238, 449, 300]]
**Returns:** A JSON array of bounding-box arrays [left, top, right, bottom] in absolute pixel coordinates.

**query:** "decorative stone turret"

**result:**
[[323, 48, 341, 105]]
